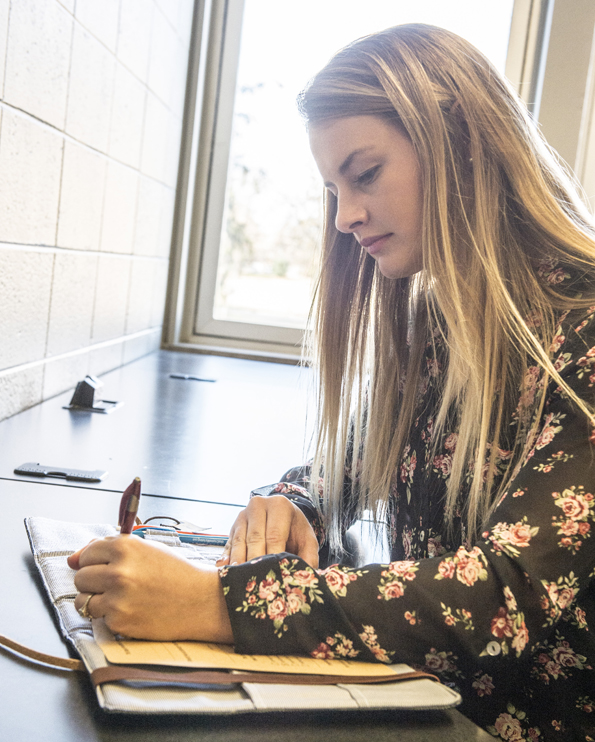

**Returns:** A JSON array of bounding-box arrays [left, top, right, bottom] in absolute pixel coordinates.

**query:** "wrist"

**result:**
[[187, 565, 233, 644]]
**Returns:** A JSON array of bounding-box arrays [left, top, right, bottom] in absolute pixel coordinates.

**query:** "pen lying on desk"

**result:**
[[131, 525, 228, 546], [118, 477, 141, 534]]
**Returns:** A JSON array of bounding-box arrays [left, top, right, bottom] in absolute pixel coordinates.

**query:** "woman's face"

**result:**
[[309, 115, 423, 279]]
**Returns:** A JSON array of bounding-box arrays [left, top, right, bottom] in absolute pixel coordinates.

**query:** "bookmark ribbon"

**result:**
[[0, 632, 84, 671]]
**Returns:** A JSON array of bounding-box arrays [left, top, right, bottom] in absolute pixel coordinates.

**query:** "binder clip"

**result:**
[[63, 375, 122, 414]]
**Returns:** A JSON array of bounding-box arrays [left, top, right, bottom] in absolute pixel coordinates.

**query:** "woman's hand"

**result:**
[[216, 495, 319, 568], [67, 536, 233, 643]]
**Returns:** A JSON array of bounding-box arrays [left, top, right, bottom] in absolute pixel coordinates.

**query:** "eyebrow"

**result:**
[[323, 147, 375, 189]]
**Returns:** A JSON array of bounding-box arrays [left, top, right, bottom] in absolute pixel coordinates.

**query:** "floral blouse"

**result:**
[[219, 293, 595, 742]]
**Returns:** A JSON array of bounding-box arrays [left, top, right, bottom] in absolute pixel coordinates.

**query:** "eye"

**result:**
[[355, 165, 380, 187]]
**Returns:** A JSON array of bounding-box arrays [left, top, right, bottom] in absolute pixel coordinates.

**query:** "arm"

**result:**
[[68, 536, 233, 643], [219, 310, 595, 682]]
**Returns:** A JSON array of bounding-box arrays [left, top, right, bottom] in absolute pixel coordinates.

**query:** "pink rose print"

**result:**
[[457, 551, 486, 586], [432, 453, 453, 478], [493, 712, 523, 741], [549, 333, 565, 354], [258, 577, 280, 602], [503, 586, 518, 612], [472, 673, 494, 697], [488, 517, 539, 558], [491, 607, 514, 638], [322, 567, 352, 596], [320, 565, 367, 598], [236, 562, 324, 637], [531, 631, 589, 683], [511, 621, 529, 653], [382, 580, 404, 599], [534, 413, 564, 449], [444, 433, 458, 450], [285, 587, 306, 615], [389, 560, 417, 578], [556, 491, 590, 520], [358, 625, 394, 663], [558, 586, 577, 610], [552, 642, 584, 669], [267, 597, 288, 621], [377, 560, 419, 600], [311, 643, 333, 660], [400, 447, 417, 487], [551, 486, 595, 553], [434, 546, 488, 585], [423, 648, 462, 679]]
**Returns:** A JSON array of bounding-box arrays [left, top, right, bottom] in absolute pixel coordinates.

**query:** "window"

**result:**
[[165, 0, 595, 361]]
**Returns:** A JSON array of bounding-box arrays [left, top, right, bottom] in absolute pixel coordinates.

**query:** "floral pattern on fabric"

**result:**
[[221, 303, 595, 741], [234, 558, 323, 637]]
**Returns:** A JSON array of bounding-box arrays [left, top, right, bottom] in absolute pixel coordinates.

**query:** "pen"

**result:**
[[119, 477, 141, 534]]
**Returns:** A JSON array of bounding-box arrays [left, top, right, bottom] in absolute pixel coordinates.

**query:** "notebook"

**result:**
[[24, 516, 462, 715]]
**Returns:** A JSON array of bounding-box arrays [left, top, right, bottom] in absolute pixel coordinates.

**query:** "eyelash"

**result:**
[[355, 165, 380, 186]]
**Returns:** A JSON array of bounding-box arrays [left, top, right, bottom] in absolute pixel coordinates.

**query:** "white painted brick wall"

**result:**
[[109, 64, 146, 169], [58, 141, 107, 251], [148, 9, 180, 108], [126, 258, 156, 334], [118, 0, 153, 83], [141, 93, 170, 182], [0, 0, 195, 419], [0, 109, 63, 245], [46, 251, 98, 356], [0, 248, 54, 368], [0, 0, 10, 100], [3, 0, 72, 130], [100, 160, 139, 254], [134, 176, 164, 257], [0, 365, 44, 421], [66, 24, 116, 152], [75, 0, 120, 53], [92, 254, 131, 342]]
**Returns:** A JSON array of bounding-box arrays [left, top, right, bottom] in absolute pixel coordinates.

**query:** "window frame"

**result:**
[[164, 0, 595, 362]]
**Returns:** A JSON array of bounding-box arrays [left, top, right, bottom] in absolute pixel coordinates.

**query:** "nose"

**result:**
[[334, 193, 367, 234]]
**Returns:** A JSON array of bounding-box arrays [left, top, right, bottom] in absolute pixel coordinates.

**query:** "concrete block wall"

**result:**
[[0, 0, 194, 420]]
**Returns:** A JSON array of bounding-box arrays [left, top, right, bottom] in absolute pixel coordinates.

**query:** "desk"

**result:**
[[0, 350, 492, 740], [0, 350, 312, 504], [1, 479, 491, 741]]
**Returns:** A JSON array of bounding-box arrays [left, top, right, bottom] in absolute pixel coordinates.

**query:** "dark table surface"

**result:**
[[0, 350, 313, 505], [0, 351, 492, 741]]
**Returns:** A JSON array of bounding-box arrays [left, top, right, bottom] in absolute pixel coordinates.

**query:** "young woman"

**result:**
[[70, 25, 595, 741]]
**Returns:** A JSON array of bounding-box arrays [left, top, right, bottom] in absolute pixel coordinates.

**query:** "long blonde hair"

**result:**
[[298, 24, 595, 553]]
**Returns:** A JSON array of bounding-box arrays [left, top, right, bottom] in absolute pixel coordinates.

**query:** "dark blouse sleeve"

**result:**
[[220, 308, 595, 735]]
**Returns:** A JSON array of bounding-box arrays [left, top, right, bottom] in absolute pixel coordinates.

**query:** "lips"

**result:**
[[359, 233, 392, 253]]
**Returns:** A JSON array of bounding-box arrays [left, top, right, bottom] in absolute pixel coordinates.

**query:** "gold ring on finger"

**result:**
[[78, 593, 95, 619]]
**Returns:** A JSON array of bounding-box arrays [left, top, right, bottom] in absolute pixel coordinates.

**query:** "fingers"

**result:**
[[215, 542, 231, 567], [227, 496, 290, 564], [219, 496, 320, 567], [73, 564, 112, 595], [294, 532, 320, 569], [74, 591, 103, 619], [76, 536, 122, 568], [67, 537, 101, 570]]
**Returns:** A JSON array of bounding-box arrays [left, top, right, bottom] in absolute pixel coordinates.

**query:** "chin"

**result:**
[[377, 262, 423, 280]]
